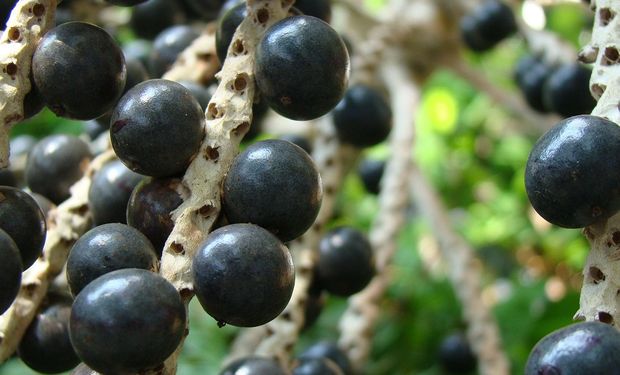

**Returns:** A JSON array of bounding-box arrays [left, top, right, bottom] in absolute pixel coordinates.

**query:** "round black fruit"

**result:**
[[66, 223, 158, 296], [299, 341, 353, 375], [215, 1, 246, 64], [0, 186, 46, 268], [18, 303, 80, 373], [25, 134, 93, 204], [88, 159, 144, 225], [150, 25, 199, 77], [525, 321, 620, 374], [222, 139, 322, 242], [192, 224, 295, 327], [525, 115, 620, 228], [110, 79, 205, 177], [255, 15, 349, 120], [333, 83, 392, 147], [0, 228, 22, 314], [69, 268, 186, 374], [126, 177, 183, 257], [460, 0, 516, 52], [293, 357, 344, 375], [438, 332, 477, 374], [220, 356, 288, 375], [514, 55, 553, 113], [358, 158, 386, 195], [315, 226, 374, 297], [130, 0, 185, 40], [32, 22, 126, 120], [543, 63, 596, 117]]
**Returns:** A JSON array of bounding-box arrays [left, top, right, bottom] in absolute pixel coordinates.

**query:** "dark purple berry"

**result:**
[[315, 227, 374, 297], [150, 25, 199, 77], [460, 0, 517, 52], [66, 223, 158, 296], [18, 303, 80, 373], [69, 269, 186, 374], [333, 83, 392, 147], [292, 357, 344, 375], [543, 63, 596, 118], [255, 15, 349, 120], [299, 341, 353, 375], [438, 332, 477, 374], [358, 159, 385, 195], [192, 224, 295, 327], [0, 228, 22, 314], [0, 186, 46, 268], [32, 22, 127, 120], [130, 0, 185, 40], [110, 79, 205, 177], [525, 115, 620, 228], [25, 134, 93, 204], [88, 159, 144, 225], [278, 133, 312, 154], [126, 177, 183, 257], [526, 322, 620, 374], [223, 139, 322, 242], [220, 356, 288, 375]]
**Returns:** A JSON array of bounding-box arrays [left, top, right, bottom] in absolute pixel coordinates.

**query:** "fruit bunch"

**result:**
[[1, 0, 617, 374]]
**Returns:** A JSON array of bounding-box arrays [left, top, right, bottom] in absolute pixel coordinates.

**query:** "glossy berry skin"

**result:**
[[69, 268, 186, 374], [220, 356, 288, 375], [293, 357, 344, 375], [315, 227, 374, 296], [460, 0, 516, 52], [192, 224, 295, 327], [110, 79, 205, 177], [32, 22, 126, 120], [88, 160, 144, 225], [66, 223, 158, 296], [25, 134, 93, 204], [358, 159, 385, 195], [438, 333, 477, 374], [333, 84, 392, 147], [18, 303, 80, 373], [223, 139, 322, 242], [150, 25, 199, 77], [255, 15, 349, 121], [126, 177, 183, 257], [526, 322, 620, 374], [543, 64, 596, 118], [0, 186, 46, 268], [525, 115, 620, 228], [299, 341, 353, 375], [514, 55, 553, 113], [0, 228, 22, 314]]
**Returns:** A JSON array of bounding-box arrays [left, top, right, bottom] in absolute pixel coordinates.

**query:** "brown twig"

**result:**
[[337, 50, 417, 370]]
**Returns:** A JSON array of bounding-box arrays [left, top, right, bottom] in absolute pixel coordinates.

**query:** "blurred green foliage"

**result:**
[[0, 1, 596, 375]]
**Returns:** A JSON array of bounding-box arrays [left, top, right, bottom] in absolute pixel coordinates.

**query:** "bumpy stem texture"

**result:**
[[226, 117, 359, 367], [0, 149, 115, 361], [577, 0, 620, 327], [0, 0, 56, 168], [153, 1, 292, 373], [337, 52, 416, 370]]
